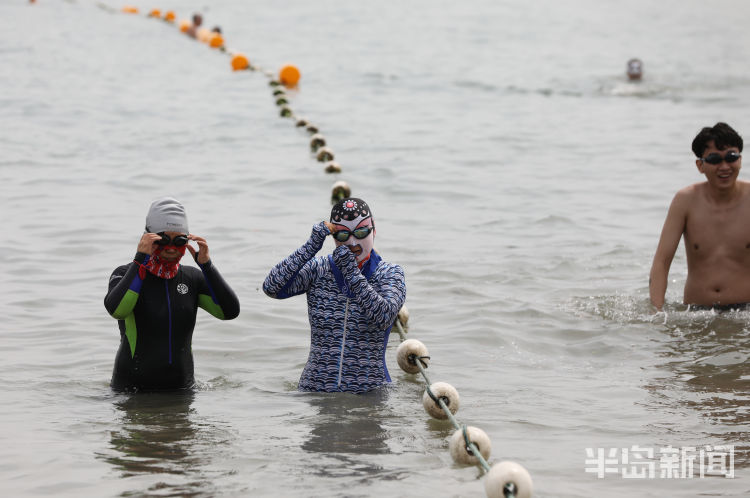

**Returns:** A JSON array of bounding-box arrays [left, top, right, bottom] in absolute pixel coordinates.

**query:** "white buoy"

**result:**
[[331, 181, 351, 203], [396, 339, 429, 374], [306, 124, 319, 134], [324, 161, 342, 174], [484, 461, 533, 498], [397, 305, 409, 329], [310, 133, 326, 151], [449, 426, 491, 465], [316, 146, 334, 162], [279, 105, 293, 117], [296, 118, 309, 128], [422, 382, 459, 420]]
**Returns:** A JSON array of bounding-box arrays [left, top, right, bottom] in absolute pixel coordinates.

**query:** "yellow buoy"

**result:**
[[179, 20, 191, 33], [197, 28, 211, 43], [231, 53, 250, 71], [279, 64, 301, 88], [164, 11, 176, 23], [209, 33, 224, 48], [121, 6, 139, 14], [148, 9, 161, 18]]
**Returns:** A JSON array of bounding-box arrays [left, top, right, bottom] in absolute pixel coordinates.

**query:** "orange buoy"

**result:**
[[121, 6, 139, 14], [148, 9, 161, 17], [279, 65, 301, 87], [231, 53, 250, 71], [209, 33, 224, 48], [164, 11, 176, 22], [179, 19, 190, 32]]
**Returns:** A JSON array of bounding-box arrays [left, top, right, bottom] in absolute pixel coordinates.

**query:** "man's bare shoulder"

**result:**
[[675, 180, 750, 202], [674, 182, 704, 198], [737, 180, 750, 196], [670, 182, 705, 209]]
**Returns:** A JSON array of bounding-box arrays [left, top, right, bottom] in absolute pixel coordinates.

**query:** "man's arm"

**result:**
[[649, 191, 689, 310]]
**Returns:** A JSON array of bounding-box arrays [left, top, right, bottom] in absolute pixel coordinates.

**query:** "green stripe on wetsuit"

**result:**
[[112, 289, 141, 358], [198, 294, 225, 319]]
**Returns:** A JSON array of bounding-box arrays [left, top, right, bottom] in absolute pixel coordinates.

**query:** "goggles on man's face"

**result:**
[[702, 151, 741, 165]]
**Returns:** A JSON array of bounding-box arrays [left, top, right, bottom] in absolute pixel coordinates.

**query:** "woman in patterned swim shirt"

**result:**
[[263, 198, 406, 393]]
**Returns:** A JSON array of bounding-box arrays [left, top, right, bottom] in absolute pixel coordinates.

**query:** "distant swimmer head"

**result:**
[[330, 198, 375, 266], [145, 197, 189, 235], [192, 13, 203, 26], [626, 58, 643, 80], [212, 26, 222, 34]]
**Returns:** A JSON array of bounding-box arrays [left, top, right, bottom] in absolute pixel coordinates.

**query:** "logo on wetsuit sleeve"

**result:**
[[177, 283, 189, 294]]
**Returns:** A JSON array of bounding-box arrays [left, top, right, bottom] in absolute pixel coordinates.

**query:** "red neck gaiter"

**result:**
[[139, 246, 186, 280]]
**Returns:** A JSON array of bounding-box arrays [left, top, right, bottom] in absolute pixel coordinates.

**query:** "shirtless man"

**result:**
[[650, 122, 747, 310]]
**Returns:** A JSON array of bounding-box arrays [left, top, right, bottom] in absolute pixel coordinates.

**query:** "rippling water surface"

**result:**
[[2, 0, 750, 496]]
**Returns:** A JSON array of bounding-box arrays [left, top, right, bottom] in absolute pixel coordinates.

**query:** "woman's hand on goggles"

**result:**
[[186, 234, 210, 264], [138, 232, 163, 255]]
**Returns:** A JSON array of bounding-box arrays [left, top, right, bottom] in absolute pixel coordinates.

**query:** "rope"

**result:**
[[394, 319, 491, 473]]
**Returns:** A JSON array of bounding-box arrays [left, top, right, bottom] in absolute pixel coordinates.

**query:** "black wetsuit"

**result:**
[[104, 252, 240, 392]]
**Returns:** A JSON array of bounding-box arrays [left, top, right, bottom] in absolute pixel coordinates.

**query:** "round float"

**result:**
[[397, 305, 409, 329], [449, 426, 491, 465], [396, 339, 429, 374], [310, 134, 326, 151], [316, 147, 334, 162], [484, 461, 533, 498], [324, 161, 342, 174], [231, 54, 249, 71], [209, 33, 224, 48], [279, 64, 301, 87], [331, 181, 351, 203], [422, 382, 459, 419]]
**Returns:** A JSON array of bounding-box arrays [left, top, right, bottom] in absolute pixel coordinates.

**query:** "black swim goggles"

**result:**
[[702, 151, 741, 165], [156, 232, 189, 247], [331, 226, 374, 242]]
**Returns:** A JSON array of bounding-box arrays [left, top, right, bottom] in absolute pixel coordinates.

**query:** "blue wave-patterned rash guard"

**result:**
[[263, 222, 406, 393]]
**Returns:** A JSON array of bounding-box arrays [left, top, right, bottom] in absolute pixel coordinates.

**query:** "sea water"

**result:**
[[1, 0, 749, 496]]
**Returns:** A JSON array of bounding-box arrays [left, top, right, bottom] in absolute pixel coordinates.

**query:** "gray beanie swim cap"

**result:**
[[145, 197, 189, 234]]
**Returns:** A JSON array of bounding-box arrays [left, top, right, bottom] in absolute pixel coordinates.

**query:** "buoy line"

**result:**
[[52, 3, 533, 496], [394, 312, 534, 498], [97, 3, 348, 201]]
